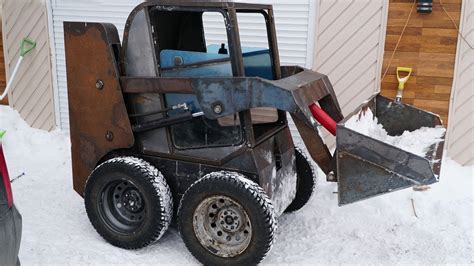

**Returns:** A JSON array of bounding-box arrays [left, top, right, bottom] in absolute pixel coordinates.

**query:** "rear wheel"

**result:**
[[285, 147, 317, 212], [178, 171, 277, 265], [84, 157, 173, 249]]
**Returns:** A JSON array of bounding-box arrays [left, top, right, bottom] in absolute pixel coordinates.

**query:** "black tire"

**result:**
[[84, 157, 173, 249], [178, 171, 277, 265], [285, 147, 317, 212]]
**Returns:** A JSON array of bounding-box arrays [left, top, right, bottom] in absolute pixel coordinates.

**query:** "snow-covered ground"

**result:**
[[1, 106, 472, 264]]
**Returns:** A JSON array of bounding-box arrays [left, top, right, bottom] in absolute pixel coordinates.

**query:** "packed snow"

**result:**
[[0, 106, 472, 264], [345, 108, 446, 157]]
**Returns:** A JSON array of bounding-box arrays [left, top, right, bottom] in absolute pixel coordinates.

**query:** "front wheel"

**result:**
[[178, 171, 277, 265], [84, 157, 173, 249]]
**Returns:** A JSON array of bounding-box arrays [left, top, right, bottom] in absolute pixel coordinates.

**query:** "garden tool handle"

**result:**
[[20, 38, 36, 57], [396, 67, 412, 90], [0, 38, 37, 101], [395, 67, 412, 102]]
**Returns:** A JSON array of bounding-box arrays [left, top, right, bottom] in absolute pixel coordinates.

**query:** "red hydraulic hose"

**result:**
[[309, 103, 337, 136]]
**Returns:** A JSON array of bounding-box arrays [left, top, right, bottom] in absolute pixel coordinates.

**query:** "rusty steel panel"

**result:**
[[64, 22, 134, 196]]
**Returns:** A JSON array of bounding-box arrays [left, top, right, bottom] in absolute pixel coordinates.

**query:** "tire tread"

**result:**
[[85, 156, 173, 249], [178, 171, 277, 265]]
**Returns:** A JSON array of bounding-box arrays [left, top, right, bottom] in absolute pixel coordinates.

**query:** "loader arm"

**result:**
[[121, 66, 343, 174], [121, 66, 446, 206]]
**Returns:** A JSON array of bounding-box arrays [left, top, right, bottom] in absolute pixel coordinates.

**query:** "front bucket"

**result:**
[[336, 94, 445, 206]]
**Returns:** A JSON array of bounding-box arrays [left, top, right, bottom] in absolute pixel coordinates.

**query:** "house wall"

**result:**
[[312, 0, 389, 144], [381, 0, 462, 125], [447, 0, 473, 166], [2, 0, 56, 131]]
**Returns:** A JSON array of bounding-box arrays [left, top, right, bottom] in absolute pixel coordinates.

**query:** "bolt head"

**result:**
[[213, 104, 223, 114], [96, 80, 104, 90], [326, 171, 337, 182], [174, 56, 184, 66], [105, 131, 114, 141]]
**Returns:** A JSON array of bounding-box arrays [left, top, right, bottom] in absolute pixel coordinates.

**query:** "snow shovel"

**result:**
[[0, 38, 37, 101], [395, 67, 412, 102]]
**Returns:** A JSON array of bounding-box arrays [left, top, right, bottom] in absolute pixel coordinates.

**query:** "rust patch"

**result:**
[[65, 22, 134, 196]]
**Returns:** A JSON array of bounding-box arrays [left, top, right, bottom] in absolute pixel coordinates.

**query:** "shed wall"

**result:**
[[447, 0, 473, 166], [312, 0, 389, 145], [2, 0, 55, 131]]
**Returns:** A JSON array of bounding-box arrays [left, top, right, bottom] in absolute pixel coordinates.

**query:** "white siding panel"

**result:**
[[447, 0, 474, 166], [52, 0, 313, 131]]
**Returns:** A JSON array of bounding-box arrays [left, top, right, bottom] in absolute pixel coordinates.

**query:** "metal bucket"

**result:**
[[336, 94, 445, 205]]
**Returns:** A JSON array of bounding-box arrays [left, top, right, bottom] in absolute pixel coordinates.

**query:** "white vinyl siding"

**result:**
[[447, 0, 473, 166]]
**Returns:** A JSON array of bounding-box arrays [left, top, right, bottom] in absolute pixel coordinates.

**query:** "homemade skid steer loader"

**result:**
[[64, 1, 445, 264]]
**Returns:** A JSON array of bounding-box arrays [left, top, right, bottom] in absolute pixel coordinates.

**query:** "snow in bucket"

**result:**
[[344, 108, 446, 157]]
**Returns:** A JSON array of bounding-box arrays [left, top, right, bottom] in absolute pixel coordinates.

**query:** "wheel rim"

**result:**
[[98, 180, 146, 234], [193, 195, 252, 258]]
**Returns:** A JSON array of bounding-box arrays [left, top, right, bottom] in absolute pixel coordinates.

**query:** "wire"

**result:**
[[381, 0, 416, 83], [439, 0, 474, 50]]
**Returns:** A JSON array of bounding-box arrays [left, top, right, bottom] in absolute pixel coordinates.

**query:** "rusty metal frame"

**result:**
[[119, 66, 341, 174], [64, 22, 134, 195]]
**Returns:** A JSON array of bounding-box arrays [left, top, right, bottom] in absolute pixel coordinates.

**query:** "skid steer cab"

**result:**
[[64, 1, 445, 264]]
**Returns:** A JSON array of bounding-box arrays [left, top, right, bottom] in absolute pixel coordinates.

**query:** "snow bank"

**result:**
[[345, 108, 446, 157], [0, 105, 472, 264]]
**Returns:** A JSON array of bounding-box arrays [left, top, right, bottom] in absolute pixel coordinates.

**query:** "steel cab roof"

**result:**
[[143, 0, 272, 10]]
